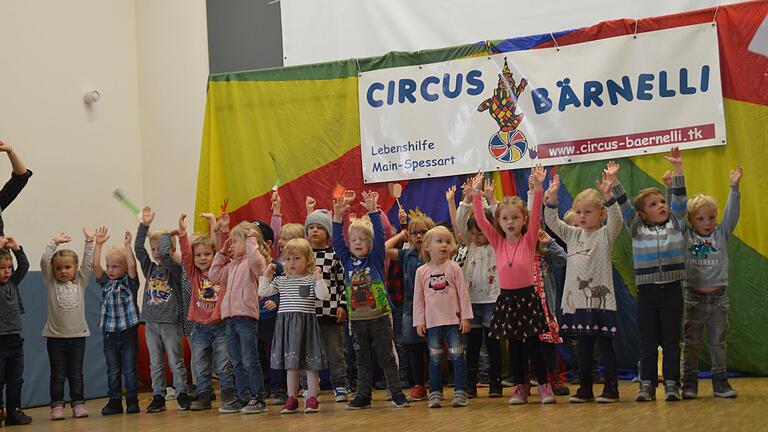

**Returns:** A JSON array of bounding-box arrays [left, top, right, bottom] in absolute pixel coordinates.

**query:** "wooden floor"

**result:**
[[17, 378, 768, 432]]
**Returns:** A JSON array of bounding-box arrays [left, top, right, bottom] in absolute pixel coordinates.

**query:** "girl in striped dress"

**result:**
[[259, 238, 330, 414]]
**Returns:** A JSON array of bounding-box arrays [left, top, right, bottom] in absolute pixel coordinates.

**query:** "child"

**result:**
[[413, 226, 473, 408], [333, 190, 410, 409], [174, 214, 236, 411], [0, 236, 31, 425], [259, 238, 330, 413], [41, 230, 95, 419], [134, 206, 190, 412], [680, 165, 742, 399], [611, 147, 688, 402], [545, 166, 623, 403], [304, 209, 349, 402], [93, 228, 141, 416], [470, 166, 554, 405], [209, 222, 269, 414], [385, 212, 435, 401], [456, 181, 503, 398]]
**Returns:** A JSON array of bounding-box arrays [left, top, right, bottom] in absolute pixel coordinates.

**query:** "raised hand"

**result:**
[[220, 237, 232, 254], [342, 190, 356, 206], [730, 164, 742, 186], [398, 207, 408, 225], [0, 139, 12, 153], [471, 172, 484, 192], [0, 237, 7, 249], [547, 174, 561, 197], [664, 146, 683, 170], [83, 228, 96, 242], [532, 164, 546, 189], [445, 185, 456, 202], [141, 206, 155, 226], [484, 178, 496, 202], [95, 227, 110, 245], [461, 178, 473, 202], [218, 213, 230, 232], [313, 265, 323, 281], [537, 229, 552, 244], [305, 195, 317, 213], [361, 190, 378, 213], [606, 160, 620, 178], [662, 170, 673, 188], [596, 170, 614, 197], [270, 190, 281, 213], [53, 232, 72, 245], [178, 213, 188, 236], [123, 230, 132, 247], [5, 237, 19, 251], [264, 262, 276, 279], [332, 196, 349, 218]]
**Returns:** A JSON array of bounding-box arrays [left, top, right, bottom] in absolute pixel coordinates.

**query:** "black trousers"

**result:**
[[637, 282, 683, 385]]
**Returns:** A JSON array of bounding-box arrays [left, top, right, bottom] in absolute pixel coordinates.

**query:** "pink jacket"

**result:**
[[210, 237, 267, 320]]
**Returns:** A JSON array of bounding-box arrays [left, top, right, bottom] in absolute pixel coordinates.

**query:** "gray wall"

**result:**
[[206, 0, 284, 74]]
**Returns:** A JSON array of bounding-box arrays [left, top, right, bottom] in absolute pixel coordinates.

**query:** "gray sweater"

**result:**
[[41, 241, 94, 337], [0, 248, 29, 335], [683, 185, 740, 288], [135, 224, 184, 323]]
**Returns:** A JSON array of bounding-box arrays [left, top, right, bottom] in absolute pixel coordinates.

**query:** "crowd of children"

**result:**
[[0, 142, 745, 425]]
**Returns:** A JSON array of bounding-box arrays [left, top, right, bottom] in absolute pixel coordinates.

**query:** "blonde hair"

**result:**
[[280, 223, 305, 241], [493, 196, 529, 237], [421, 226, 457, 262], [687, 194, 718, 224], [190, 234, 215, 253], [408, 215, 435, 233], [52, 249, 79, 266], [148, 230, 177, 250], [563, 209, 576, 226], [348, 218, 374, 242], [633, 187, 663, 213], [106, 245, 128, 263], [281, 238, 315, 275], [231, 221, 271, 260], [572, 188, 607, 224]]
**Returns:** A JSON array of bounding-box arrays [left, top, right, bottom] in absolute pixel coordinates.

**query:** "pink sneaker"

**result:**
[[280, 397, 299, 414], [304, 396, 319, 413], [50, 405, 65, 420], [72, 404, 89, 418], [508, 384, 529, 405], [408, 385, 427, 401], [538, 383, 556, 404]]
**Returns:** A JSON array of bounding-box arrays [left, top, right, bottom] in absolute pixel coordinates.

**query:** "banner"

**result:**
[[359, 23, 725, 183]]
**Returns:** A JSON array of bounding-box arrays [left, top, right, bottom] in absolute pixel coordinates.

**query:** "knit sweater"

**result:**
[[41, 241, 93, 337], [210, 237, 267, 320], [612, 176, 688, 286]]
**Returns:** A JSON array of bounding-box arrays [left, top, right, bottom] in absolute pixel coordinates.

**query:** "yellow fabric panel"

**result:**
[[631, 98, 768, 256]]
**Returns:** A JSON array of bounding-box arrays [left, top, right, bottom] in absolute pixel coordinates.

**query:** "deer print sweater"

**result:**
[[545, 198, 623, 335]]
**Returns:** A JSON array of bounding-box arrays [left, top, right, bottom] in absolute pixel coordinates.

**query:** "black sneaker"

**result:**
[[569, 386, 595, 403], [345, 396, 372, 410], [125, 397, 140, 414], [5, 409, 33, 426], [390, 392, 410, 408], [176, 392, 191, 411], [713, 378, 737, 398], [101, 398, 124, 416], [146, 394, 167, 413]]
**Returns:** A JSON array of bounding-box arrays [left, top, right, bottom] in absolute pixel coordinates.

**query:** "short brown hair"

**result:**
[[633, 187, 663, 213], [190, 234, 215, 253]]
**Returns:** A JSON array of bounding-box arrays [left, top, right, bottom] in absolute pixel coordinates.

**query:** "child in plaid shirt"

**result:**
[[93, 227, 141, 416]]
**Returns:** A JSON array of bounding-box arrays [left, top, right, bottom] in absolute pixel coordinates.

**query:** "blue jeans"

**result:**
[[102, 326, 139, 399], [426, 325, 467, 394], [190, 322, 234, 394], [225, 317, 265, 401], [257, 318, 287, 397]]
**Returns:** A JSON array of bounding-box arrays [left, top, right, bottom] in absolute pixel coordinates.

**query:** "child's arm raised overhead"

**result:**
[[41, 232, 70, 285], [362, 191, 386, 259], [527, 164, 545, 243], [543, 175, 578, 243], [5, 237, 29, 284], [722, 164, 742, 237], [80, 228, 96, 282], [665, 147, 688, 220], [157, 230, 183, 280], [177, 214, 195, 277], [332, 194, 351, 263], [445, 185, 462, 243], [134, 206, 155, 277], [610, 172, 641, 233], [92, 227, 109, 280], [600, 162, 624, 243], [209, 237, 231, 285], [124, 231, 138, 279], [470, 172, 498, 242], [270, 191, 282, 258]]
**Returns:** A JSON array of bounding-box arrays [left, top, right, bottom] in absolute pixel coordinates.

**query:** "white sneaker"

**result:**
[[334, 387, 349, 402], [165, 386, 177, 401]]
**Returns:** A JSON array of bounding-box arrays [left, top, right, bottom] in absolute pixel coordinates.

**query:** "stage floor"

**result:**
[[16, 378, 768, 432]]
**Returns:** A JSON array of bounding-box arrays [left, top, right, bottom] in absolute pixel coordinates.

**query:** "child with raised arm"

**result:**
[[259, 239, 329, 414], [134, 206, 190, 412], [93, 228, 141, 416], [41, 230, 95, 420], [680, 165, 742, 399], [413, 226, 473, 408], [611, 147, 688, 402], [470, 165, 554, 405], [333, 190, 410, 409], [210, 222, 269, 414], [173, 214, 235, 411], [0, 236, 31, 425], [545, 164, 623, 403], [455, 179, 503, 398]]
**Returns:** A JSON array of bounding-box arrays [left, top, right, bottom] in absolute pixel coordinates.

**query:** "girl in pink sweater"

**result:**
[[470, 165, 554, 405]]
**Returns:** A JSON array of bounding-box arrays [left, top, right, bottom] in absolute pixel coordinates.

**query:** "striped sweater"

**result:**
[[612, 175, 688, 286]]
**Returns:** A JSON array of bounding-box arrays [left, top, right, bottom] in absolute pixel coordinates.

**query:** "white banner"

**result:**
[[358, 23, 726, 183]]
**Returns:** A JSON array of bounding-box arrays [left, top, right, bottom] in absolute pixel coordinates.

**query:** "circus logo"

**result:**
[[477, 58, 536, 163]]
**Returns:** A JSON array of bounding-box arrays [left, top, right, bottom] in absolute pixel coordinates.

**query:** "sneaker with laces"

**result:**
[[281, 397, 299, 414], [5, 409, 32, 426], [345, 396, 371, 410], [538, 383, 556, 404], [101, 398, 123, 416], [713, 378, 737, 398], [334, 387, 349, 402], [125, 397, 140, 414], [304, 396, 319, 413], [391, 391, 410, 408], [635, 380, 656, 402], [50, 405, 65, 420], [218, 399, 243, 414], [408, 384, 427, 401], [569, 386, 595, 403], [146, 394, 167, 413], [451, 390, 469, 407], [428, 391, 442, 408], [664, 380, 681, 402], [72, 404, 89, 418], [681, 378, 698, 400], [190, 391, 212, 411], [596, 383, 620, 403], [176, 392, 191, 411], [240, 398, 267, 414], [508, 384, 529, 405]]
